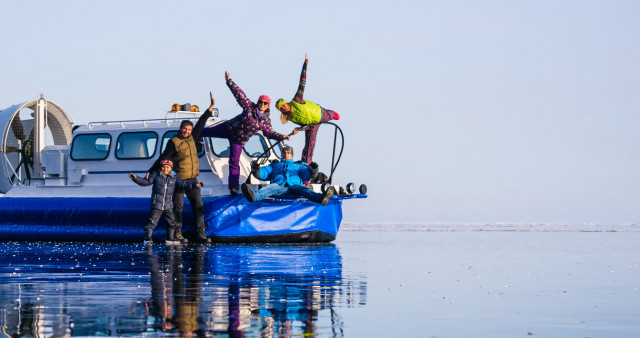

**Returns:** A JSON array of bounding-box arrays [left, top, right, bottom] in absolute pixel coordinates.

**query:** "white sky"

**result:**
[[1, 1, 638, 224]]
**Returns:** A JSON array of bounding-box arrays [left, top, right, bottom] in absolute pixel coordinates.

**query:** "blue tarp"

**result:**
[[204, 195, 342, 238], [0, 195, 344, 242]]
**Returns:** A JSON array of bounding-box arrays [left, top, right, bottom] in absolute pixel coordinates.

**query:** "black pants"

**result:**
[[172, 177, 205, 232], [145, 208, 177, 233]]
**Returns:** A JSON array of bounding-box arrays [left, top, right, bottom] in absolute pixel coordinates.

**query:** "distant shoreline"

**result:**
[[340, 222, 640, 232]]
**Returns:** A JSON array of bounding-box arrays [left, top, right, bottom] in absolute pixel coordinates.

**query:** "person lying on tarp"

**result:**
[[240, 145, 335, 205]]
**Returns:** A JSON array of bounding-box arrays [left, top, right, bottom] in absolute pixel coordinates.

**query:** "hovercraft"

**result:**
[[0, 96, 366, 243]]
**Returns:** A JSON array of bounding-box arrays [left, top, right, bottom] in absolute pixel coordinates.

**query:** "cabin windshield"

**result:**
[[270, 139, 283, 158], [209, 134, 275, 158], [243, 135, 270, 157], [70, 134, 111, 160]]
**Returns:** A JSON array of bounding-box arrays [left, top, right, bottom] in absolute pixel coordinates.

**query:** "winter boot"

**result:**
[[241, 183, 255, 202], [194, 229, 211, 244], [320, 186, 336, 206], [174, 227, 188, 244], [143, 228, 153, 244], [165, 229, 179, 245]]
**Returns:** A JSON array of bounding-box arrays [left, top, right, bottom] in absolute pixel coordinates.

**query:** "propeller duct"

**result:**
[[0, 98, 74, 193]]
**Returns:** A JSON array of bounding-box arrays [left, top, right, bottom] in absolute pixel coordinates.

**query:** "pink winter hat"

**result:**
[[258, 95, 271, 106]]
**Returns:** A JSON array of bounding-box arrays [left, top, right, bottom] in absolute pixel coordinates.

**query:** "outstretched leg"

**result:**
[[301, 124, 321, 164], [301, 108, 339, 164], [252, 183, 289, 201]]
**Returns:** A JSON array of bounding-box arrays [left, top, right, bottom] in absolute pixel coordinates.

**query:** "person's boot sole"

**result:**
[[241, 183, 255, 202], [321, 186, 335, 206]]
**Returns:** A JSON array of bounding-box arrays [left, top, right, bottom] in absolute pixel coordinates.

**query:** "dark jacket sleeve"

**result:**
[[148, 141, 176, 174], [175, 176, 196, 191], [133, 171, 156, 186], [307, 165, 318, 181], [192, 109, 212, 141]]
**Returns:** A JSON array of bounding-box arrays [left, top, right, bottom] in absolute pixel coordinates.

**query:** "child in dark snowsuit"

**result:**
[[130, 159, 204, 244]]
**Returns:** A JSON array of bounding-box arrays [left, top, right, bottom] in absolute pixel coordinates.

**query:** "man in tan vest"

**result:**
[[147, 93, 215, 244]]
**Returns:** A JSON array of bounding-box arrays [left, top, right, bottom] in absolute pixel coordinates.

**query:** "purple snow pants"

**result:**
[[201, 123, 244, 190]]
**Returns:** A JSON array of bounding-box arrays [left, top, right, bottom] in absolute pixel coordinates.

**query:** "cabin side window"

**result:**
[[70, 134, 111, 160], [161, 131, 204, 157], [115, 132, 158, 159]]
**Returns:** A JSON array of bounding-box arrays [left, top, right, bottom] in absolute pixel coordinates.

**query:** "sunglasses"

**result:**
[[258, 100, 269, 105]]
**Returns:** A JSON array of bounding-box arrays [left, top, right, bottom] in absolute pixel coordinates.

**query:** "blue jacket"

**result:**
[[257, 159, 311, 187], [133, 171, 196, 210]]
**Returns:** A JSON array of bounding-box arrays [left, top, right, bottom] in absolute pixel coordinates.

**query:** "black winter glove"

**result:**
[[250, 160, 260, 171], [308, 162, 319, 180], [250, 161, 261, 179]]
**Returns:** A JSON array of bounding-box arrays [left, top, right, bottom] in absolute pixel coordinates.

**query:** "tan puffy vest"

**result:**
[[170, 136, 199, 179]]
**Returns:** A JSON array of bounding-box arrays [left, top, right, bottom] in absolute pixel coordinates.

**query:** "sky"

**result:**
[[1, 1, 639, 224]]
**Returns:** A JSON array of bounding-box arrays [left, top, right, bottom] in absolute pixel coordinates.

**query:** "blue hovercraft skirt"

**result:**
[[0, 195, 343, 243]]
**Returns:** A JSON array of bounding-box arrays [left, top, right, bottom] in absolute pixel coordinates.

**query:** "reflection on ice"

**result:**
[[0, 242, 366, 336]]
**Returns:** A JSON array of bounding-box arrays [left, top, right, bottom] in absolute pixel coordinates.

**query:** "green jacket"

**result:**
[[289, 100, 322, 125]]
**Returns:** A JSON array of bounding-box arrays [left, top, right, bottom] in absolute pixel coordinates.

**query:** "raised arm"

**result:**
[[293, 54, 308, 104], [192, 94, 214, 141], [225, 72, 254, 111]]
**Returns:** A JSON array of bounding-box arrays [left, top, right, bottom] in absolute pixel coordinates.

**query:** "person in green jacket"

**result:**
[[275, 54, 340, 164]]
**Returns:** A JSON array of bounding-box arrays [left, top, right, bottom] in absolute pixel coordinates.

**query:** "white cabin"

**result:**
[[1, 98, 284, 198]]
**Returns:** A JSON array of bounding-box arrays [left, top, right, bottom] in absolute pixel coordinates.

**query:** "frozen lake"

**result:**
[[1, 223, 639, 337]]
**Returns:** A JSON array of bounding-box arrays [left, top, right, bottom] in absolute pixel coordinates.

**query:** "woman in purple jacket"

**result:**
[[201, 72, 292, 195]]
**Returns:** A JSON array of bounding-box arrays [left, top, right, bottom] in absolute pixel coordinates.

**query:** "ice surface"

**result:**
[[336, 225, 640, 336], [0, 224, 638, 336]]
